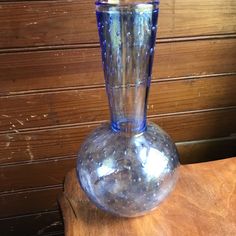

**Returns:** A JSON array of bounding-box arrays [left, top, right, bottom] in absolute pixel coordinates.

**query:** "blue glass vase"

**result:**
[[76, 0, 179, 217]]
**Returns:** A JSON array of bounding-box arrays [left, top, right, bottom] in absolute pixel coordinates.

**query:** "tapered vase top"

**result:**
[[96, 0, 159, 132]]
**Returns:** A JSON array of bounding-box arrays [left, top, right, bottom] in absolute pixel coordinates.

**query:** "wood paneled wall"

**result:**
[[0, 0, 235, 235]]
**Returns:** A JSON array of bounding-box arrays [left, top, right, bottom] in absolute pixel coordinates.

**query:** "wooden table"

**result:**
[[59, 157, 236, 236]]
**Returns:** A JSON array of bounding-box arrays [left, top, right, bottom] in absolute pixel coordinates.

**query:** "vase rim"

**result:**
[[95, 0, 159, 6]]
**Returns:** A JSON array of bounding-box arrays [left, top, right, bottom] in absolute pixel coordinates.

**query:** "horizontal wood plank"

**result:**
[[0, 187, 62, 218], [0, 38, 236, 94], [0, 158, 75, 192], [0, 75, 236, 132], [0, 137, 235, 193], [0, 137, 235, 218], [0, 211, 63, 236], [0, 0, 235, 49], [178, 137, 236, 164], [0, 107, 236, 165]]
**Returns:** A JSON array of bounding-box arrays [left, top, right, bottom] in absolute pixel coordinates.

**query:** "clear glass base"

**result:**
[[76, 122, 179, 217]]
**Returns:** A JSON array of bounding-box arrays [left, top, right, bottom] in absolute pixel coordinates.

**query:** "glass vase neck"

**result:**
[[108, 80, 149, 133], [96, 1, 159, 133]]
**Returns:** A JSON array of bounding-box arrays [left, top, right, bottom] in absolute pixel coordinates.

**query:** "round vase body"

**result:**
[[76, 122, 179, 217]]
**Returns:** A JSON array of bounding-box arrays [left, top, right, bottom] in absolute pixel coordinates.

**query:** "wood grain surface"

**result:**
[[0, 0, 236, 49], [0, 137, 236, 196], [0, 137, 236, 195], [1, 75, 236, 132], [0, 108, 235, 165], [1, 38, 236, 94], [59, 158, 236, 236]]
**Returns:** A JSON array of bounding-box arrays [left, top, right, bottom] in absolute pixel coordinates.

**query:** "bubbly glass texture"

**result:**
[[77, 122, 179, 217], [76, 0, 179, 217], [96, 1, 158, 132]]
